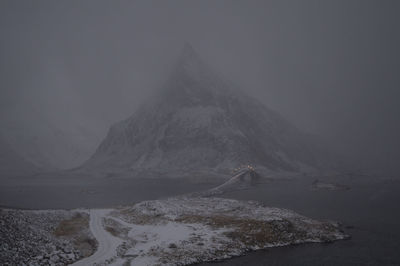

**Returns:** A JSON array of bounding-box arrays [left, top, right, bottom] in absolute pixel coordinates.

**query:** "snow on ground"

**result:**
[[81, 196, 348, 266], [1, 196, 349, 266], [122, 219, 232, 265], [71, 209, 123, 266], [0, 209, 96, 265], [2, 181, 349, 266]]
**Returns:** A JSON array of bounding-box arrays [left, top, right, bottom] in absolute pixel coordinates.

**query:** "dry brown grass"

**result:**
[[176, 214, 302, 246], [74, 237, 97, 257], [105, 226, 119, 237], [53, 212, 97, 257], [116, 208, 163, 225], [53, 213, 88, 237], [103, 217, 131, 239]]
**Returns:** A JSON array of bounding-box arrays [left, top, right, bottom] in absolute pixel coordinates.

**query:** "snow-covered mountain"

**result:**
[[83, 44, 339, 178]]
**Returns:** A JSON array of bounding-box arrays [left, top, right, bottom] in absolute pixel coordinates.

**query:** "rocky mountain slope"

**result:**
[[83, 44, 339, 178]]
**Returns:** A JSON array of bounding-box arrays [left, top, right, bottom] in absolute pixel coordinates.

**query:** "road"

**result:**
[[71, 209, 123, 266]]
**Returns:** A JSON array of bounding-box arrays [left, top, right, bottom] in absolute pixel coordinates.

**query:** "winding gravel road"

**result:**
[[71, 209, 123, 266]]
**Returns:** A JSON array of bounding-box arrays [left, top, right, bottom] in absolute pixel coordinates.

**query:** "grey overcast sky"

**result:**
[[0, 0, 399, 174]]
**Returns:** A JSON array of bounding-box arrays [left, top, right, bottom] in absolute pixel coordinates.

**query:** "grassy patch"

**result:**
[[53, 212, 97, 257], [104, 217, 131, 239], [105, 226, 119, 237], [53, 213, 88, 237], [176, 215, 302, 246], [115, 208, 163, 225], [74, 237, 97, 257]]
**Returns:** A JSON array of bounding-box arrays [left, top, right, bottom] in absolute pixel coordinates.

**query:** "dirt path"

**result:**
[[71, 209, 123, 266]]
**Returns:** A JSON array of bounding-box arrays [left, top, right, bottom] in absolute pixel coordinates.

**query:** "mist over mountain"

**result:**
[[0, 78, 106, 170], [0, 138, 39, 177], [83, 44, 340, 178]]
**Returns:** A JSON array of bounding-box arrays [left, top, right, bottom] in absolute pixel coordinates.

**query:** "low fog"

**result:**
[[1, 0, 399, 174], [2, 2, 400, 266]]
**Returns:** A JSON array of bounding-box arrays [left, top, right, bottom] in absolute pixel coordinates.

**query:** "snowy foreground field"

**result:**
[[1, 196, 348, 266], [0, 209, 96, 265]]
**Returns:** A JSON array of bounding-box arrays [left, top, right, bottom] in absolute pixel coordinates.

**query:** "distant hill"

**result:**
[[0, 94, 105, 170], [82, 44, 342, 178]]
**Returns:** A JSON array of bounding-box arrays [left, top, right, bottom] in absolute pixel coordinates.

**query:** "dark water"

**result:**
[[198, 177, 400, 266], [0, 177, 215, 209], [1, 175, 400, 265]]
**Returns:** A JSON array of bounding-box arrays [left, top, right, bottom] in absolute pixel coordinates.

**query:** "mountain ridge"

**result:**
[[82, 44, 341, 178]]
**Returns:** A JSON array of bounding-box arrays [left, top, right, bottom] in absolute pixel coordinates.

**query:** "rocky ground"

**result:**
[[0, 209, 96, 266], [107, 197, 349, 265], [0, 195, 349, 266]]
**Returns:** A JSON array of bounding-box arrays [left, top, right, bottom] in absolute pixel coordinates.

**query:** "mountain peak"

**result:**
[[163, 43, 225, 103], [84, 43, 339, 178], [181, 42, 197, 58], [175, 43, 206, 77]]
